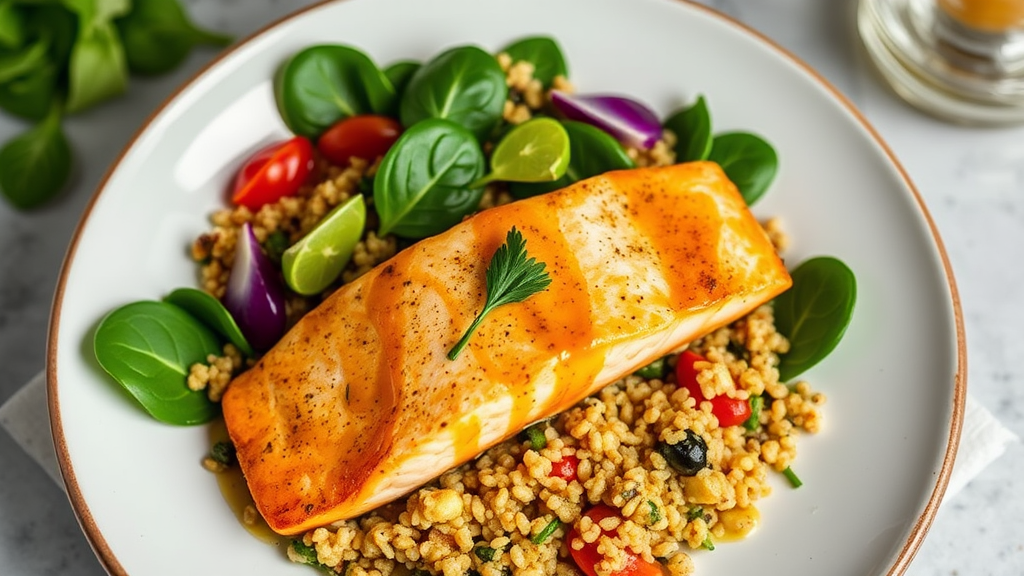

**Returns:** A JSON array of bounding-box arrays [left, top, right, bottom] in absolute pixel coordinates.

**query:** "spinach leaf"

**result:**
[[0, 29, 49, 83], [374, 118, 485, 238], [163, 287, 254, 357], [707, 132, 777, 205], [0, 0, 25, 49], [383, 59, 419, 98], [0, 62, 57, 120], [399, 45, 506, 141], [510, 120, 634, 198], [0, 104, 70, 209], [64, 19, 127, 113], [664, 95, 712, 162], [60, 0, 130, 26], [28, 4, 77, 67], [276, 44, 395, 138], [774, 256, 857, 382], [93, 300, 222, 425], [116, 0, 232, 76], [500, 35, 567, 87], [0, 59, 57, 120]]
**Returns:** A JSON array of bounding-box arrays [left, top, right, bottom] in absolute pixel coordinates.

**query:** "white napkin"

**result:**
[[1, 370, 1018, 502]]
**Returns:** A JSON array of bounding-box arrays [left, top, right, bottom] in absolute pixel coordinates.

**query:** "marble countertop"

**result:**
[[1, 0, 1022, 574]]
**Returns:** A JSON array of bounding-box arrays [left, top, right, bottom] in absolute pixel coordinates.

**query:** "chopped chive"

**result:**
[[701, 535, 715, 551], [530, 518, 561, 544], [358, 176, 374, 195], [647, 500, 662, 524], [210, 441, 235, 466], [633, 357, 666, 379], [686, 506, 704, 522], [522, 424, 547, 450], [474, 545, 497, 562], [291, 540, 334, 574], [264, 230, 291, 263], [782, 466, 803, 488], [743, 395, 764, 431]]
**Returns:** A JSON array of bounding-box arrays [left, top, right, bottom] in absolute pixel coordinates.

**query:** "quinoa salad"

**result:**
[[181, 48, 827, 576]]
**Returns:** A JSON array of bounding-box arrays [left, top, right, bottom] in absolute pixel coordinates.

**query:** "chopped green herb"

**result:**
[[620, 487, 639, 501], [686, 507, 704, 522], [743, 395, 764, 431], [290, 540, 334, 574], [447, 227, 552, 360], [358, 176, 374, 195], [782, 466, 803, 488], [530, 518, 561, 544], [264, 230, 291, 263], [633, 357, 666, 379], [701, 535, 715, 551], [474, 545, 497, 562], [209, 441, 235, 466], [522, 423, 547, 450], [647, 500, 662, 524]]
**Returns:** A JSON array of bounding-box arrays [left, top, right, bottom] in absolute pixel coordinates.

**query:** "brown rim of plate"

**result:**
[[45, 1, 967, 575]]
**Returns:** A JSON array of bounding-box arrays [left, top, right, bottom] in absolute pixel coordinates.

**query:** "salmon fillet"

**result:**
[[221, 161, 792, 535]]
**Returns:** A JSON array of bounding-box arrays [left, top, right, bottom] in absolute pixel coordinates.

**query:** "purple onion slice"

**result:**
[[222, 222, 287, 352], [550, 91, 663, 150]]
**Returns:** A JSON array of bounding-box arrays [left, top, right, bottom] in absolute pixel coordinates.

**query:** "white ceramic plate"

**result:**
[[48, 0, 965, 575]]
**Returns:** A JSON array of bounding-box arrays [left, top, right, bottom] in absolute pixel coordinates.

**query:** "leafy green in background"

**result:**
[[0, 0, 232, 210]]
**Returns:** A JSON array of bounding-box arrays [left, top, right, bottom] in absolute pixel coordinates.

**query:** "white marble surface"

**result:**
[[1, 0, 1021, 574]]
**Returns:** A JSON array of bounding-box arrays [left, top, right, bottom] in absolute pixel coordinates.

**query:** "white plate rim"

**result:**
[[44, 1, 967, 575]]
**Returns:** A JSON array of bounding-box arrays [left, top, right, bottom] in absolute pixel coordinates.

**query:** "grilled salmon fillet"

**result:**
[[221, 161, 792, 535]]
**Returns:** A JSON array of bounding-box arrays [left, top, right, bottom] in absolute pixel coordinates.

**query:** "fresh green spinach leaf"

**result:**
[[0, 104, 70, 209], [0, 0, 26, 49], [116, 0, 232, 76], [473, 116, 569, 187], [276, 43, 395, 138], [60, 0, 130, 27], [510, 120, 634, 198], [0, 30, 49, 83], [707, 131, 777, 205], [163, 287, 254, 357], [383, 59, 419, 98], [0, 59, 57, 120], [28, 4, 77, 67], [93, 300, 222, 425], [275, 43, 396, 138], [774, 256, 857, 382], [399, 45, 506, 141], [65, 19, 127, 113], [500, 35, 567, 87], [374, 118, 485, 238], [664, 95, 712, 162]]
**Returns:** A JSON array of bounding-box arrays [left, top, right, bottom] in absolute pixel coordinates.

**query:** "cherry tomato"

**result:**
[[232, 136, 314, 210], [676, 351, 752, 428], [568, 505, 664, 576], [316, 114, 402, 165], [549, 454, 580, 482]]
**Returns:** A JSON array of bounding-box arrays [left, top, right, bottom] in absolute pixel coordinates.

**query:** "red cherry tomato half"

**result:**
[[316, 114, 402, 166], [232, 136, 314, 210], [568, 505, 664, 576], [549, 454, 580, 482], [676, 351, 751, 428]]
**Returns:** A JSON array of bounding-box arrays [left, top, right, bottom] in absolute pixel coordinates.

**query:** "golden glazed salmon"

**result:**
[[221, 162, 792, 535]]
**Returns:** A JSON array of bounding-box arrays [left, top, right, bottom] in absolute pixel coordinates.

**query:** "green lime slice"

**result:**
[[480, 117, 570, 186], [282, 194, 367, 296]]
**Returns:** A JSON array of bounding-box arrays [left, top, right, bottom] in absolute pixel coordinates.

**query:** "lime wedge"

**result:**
[[282, 194, 366, 296], [487, 117, 570, 184]]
